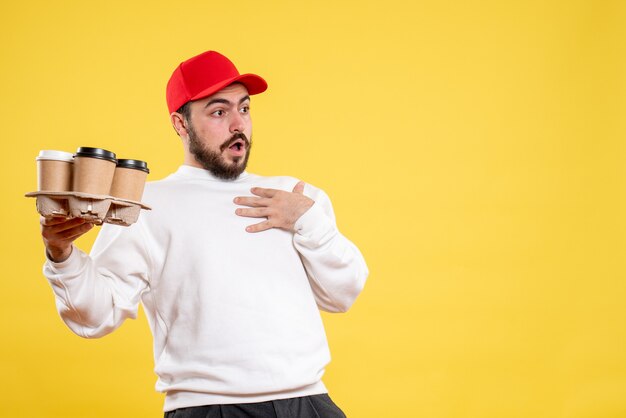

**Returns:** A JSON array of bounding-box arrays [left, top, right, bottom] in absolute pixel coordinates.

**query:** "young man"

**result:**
[[41, 50, 368, 417]]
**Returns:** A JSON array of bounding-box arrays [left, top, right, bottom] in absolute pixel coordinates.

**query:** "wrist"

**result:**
[[46, 245, 72, 263]]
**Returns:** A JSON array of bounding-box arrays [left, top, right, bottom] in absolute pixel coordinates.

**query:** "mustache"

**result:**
[[220, 133, 250, 152]]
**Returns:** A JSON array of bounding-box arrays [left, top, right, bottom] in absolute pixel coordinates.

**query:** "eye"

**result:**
[[211, 109, 225, 117], [240, 105, 250, 114]]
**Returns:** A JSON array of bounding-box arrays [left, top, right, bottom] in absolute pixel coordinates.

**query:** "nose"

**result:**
[[229, 111, 245, 134]]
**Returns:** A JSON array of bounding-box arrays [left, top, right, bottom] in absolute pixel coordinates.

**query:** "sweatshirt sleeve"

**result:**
[[293, 187, 369, 313], [43, 221, 152, 338]]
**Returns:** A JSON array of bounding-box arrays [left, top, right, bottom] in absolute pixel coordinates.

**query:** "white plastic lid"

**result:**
[[36, 150, 74, 162]]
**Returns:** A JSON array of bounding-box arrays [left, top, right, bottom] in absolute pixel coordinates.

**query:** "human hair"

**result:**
[[177, 102, 191, 121]]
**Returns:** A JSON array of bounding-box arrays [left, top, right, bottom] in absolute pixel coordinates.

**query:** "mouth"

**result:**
[[227, 139, 247, 158], [221, 134, 250, 157], [229, 139, 246, 152]]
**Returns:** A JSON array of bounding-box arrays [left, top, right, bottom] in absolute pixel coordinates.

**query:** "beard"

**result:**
[[187, 126, 251, 180]]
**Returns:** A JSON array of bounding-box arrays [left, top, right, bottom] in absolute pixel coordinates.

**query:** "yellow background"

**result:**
[[1, 1, 625, 417]]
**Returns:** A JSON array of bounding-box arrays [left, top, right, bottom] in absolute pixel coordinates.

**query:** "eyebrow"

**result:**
[[204, 95, 250, 108]]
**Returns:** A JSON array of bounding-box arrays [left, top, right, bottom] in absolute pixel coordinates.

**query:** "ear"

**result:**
[[171, 112, 189, 138]]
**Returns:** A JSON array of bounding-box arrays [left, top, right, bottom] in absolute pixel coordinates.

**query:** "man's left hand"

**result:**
[[234, 181, 314, 233]]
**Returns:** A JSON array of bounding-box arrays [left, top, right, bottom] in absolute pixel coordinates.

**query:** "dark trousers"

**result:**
[[164, 394, 347, 418]]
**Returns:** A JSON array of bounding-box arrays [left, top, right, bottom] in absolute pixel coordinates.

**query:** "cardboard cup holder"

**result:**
[[27, 148, 151, 226], [105, 200, 143, 226], [25, 191, 151, 226]]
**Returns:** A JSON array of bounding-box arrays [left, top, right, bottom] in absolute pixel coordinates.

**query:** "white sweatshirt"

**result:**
[[43, 165, 368, 412]]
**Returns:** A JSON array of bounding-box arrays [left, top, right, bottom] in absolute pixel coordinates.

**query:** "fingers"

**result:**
[[42, 217, 88, 233], [250, 187, 277, 198], [292, 181, 305, 194], [235, 207, 268, 218], [245, 220, 273, 233], [238, 182, 305, 204], [62, 222, 94, 240], [235, 182, 310, 233], [41, 219, 93, 262], [41, 217, 94, 263], [41, 216, 76, 226], [41, 216, 94, 243], [42, 220, 93, 241], [233, 196, 268, 208]]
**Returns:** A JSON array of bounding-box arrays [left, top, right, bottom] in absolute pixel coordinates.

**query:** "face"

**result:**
[[178, 83, 253, 180]]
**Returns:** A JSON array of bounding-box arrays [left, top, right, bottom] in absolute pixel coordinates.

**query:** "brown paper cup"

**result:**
[[109, 159, 149, 202], [36, 150, 74, 192], [72, 147, 117, 195]]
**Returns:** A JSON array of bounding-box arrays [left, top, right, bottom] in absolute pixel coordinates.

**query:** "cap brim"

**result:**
[[189, 73, 268, 102]]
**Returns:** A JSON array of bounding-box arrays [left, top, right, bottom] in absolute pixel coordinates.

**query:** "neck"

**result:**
[[184, 154, 204, 169]]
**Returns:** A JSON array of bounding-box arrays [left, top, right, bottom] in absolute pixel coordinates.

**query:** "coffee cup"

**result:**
[[72, 147, 117, 195], [109, 159, 150, 202], [36, 150, 74, 192]]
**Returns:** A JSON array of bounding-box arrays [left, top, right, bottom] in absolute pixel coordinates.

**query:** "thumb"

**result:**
[[292, 181, 306, 194]]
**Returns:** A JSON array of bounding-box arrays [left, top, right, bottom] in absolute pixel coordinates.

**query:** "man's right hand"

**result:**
[[41, 217, 94, 262]]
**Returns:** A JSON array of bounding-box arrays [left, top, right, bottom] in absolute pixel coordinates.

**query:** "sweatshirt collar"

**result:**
[[174, 165, 250, 182]]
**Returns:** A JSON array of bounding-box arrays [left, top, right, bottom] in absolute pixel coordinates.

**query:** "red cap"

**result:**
[[166, 50, 268, 114]]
